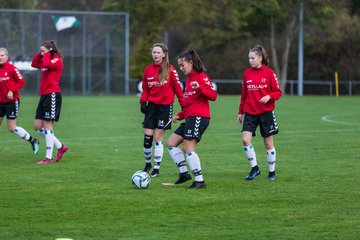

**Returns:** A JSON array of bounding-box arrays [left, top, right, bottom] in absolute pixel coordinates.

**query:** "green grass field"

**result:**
[[0, 95, 359, 240]]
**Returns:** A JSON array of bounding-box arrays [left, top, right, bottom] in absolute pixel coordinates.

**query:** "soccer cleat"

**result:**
[[189, 181, 206, 189], [245, 166, 260, 180], [143, 163, 152, 173], [175, 172, 192, 184], [56, 144, 68, 161], [150, 169, 160, 177], [266, 171, 276, 181], [36, 158, 54, 165], [30, 138, 40, 155]]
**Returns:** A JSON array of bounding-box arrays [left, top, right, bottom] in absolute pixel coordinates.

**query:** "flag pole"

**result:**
[[335, 71, 339, 97]]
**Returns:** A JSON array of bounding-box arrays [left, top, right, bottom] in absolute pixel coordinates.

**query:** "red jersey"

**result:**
[[140, 63, 185, 107], [0, 61, 25, 103], [31, 52, 63, 96], [177, 70, 217, 120], [239, 65, 282, 115]]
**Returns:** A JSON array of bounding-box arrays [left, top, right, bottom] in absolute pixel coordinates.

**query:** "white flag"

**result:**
[[53, 16, 80, 31]]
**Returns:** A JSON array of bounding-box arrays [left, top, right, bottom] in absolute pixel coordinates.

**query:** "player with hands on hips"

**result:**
[[139, 43, 185, 177], [31, 40, 68, 164], [0, 47, 40, 154], [167, 49, 217, 189], [237, 45, 282, 181]]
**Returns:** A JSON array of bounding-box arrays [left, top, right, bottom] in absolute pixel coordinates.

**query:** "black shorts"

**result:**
[[0, 100, 20, 120], [142, 102, 172, 130], [242, 111, 279, 137], [174, 116, 210, 142], [35, 92, 62, 121]]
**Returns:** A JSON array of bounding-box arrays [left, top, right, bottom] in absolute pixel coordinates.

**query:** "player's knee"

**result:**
[[34, 123, 42, 131], [153, 129, 165, 142], [242, 138, 251, 146], [167, 139, 173, 148], [183, 146, 194, 153], [7, 123, 16, 132], [242, 131, 252, 146], [143, 134, 153, 148], [167, 137, 179, 148], [264, 141, 274, 150]]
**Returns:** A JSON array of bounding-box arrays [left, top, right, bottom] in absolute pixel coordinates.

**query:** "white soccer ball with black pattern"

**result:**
[[131, 170, 151, 189]]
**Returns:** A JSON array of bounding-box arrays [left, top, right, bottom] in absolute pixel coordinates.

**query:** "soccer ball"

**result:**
[[131, 171, 151, 189]]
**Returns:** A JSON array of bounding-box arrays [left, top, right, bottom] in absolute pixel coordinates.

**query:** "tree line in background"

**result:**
[[1, 0, 360, 91]]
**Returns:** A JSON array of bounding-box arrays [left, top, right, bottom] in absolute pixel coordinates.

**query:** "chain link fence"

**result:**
[[0, 9, 129, 95]]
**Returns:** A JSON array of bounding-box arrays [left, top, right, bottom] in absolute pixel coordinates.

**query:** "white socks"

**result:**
[[168, 146, 188, 173], [14, 126, 30, 141], [244, 145, 277, 173], [168, 147, 204, 182], [186, 151, 203, 182], [266, 148, 276, 172], [38, 128, 62, 149], [143, 141, 164, 170], [243, 144, 257, 167], [45, 130, 54, 159], [153, 141, 163, 170]]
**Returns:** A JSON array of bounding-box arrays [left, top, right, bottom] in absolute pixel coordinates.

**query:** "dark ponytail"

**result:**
[[178, 49, 206, 73], [42, 40, 62, 58], [250, 45, 269, 66]]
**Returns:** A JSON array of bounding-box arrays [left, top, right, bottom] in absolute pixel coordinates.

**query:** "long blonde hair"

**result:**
[[152, 43, 171, 84]]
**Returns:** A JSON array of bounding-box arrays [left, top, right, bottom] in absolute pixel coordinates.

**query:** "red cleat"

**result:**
[[36, 158, 55, 165], [56, 144, 68, 161]]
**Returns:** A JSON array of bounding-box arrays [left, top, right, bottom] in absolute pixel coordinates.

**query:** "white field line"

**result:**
[[321, 114, 360, 126], [0, 135, 140, 144], [222, 128, 360, 136], [1, 114, 359, 144]]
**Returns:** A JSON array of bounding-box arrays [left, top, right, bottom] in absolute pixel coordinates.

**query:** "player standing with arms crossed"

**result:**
[[140, 43, 185, 177], [237, 45, 282, 180], [167, 50, 217, 189], [31, 40, 68, 164], [0, 47, 40, 154]]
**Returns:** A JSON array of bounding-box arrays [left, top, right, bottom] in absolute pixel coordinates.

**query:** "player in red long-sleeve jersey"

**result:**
[[0, 47, 40, 154], [140, 43, 185, 177], [31, 40, 68, 164], [167, 50, 217, 189], [237, 45, 282, 181]]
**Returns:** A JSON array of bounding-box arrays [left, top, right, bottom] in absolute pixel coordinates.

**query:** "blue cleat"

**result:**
[[189, 181, 206, 189], [30, 138, 40, 155], [245, 166, 260, 180], [266, 171, 276, 181], [151, 169, 160, 177]]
